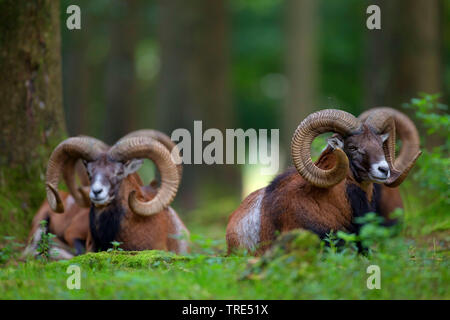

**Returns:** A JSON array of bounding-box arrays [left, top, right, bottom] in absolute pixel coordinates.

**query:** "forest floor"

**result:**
[[0, 185, 449, 300]]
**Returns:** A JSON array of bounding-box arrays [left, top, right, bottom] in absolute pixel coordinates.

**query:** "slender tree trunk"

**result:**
[[283, 0, 318, 146], [104, 0, 139, 144], [364, 0, 443, 109], [364, 0, 443, 147], [364, 0, 443, 107], [389, 0, 443, 107], [63, 22, 90, 136], [0, 0, 66, 239], [364, 0, 395, 107], [156, 0, 237, 209]]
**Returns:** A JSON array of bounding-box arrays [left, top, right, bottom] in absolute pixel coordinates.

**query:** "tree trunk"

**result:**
[[156, 0, 238, 209], [283, 0, 318, 147], [62, 19, 90, 137], [364, 0, 443, 147], [364, 0, 395, 107], [0, 0, 66, 239], [388, 0, 443, 108], [104, 0, 139, 144]]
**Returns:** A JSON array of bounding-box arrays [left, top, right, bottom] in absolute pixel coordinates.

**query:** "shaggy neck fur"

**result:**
[[345, 182, 380, 233], [89, 200, 124, 252], [89, 178, 134, 251], [89, 173, 149, 252]]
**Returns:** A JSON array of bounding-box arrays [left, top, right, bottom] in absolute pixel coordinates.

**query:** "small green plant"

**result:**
[[107, 241, 124, 253], [335, 231, 358, 252], [355, 212, 398, 250], [404, 93, 449, 204], [188, 233, 224, 256], [402, 93, 449, 235], [330, 209, 404, 255], [404, 93, 449, 135], [323, 231, 340, 253], [0, 236, 24, 265], [36, 220, 57, 261]]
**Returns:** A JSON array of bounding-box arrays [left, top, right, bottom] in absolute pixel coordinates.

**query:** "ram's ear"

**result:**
[[123, 159, 144, 177], [327, 134, 344, 150]]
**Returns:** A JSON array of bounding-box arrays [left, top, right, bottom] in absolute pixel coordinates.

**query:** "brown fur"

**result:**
[[25, 191, 90, 257], [87, 156, 189, 254], [107, 177, 188, 252], [227, 149, 357, 255], [226, 189, 264, 252], [226, 132, 384, 255], [25, 159, 92, 258]]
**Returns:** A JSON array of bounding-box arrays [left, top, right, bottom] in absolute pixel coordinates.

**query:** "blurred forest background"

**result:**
[[0, 0, 448, 240]]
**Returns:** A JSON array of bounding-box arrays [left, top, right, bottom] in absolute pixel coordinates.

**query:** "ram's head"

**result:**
[[45, 130, 182, 217], [290, 109, 422, 188]]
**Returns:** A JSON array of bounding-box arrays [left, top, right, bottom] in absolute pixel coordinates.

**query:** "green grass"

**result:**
[[1, 158, 448, 300], [0, 167, 449, 299], [0, 215, 448, 299], [1, 109, 449, 300]]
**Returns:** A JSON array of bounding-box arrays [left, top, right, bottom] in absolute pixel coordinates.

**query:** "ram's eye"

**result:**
[[348, 145, 357, 152]]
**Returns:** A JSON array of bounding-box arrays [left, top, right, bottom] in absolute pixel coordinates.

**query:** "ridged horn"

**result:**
[[359, 107, 421, 171], [108, 136, 180, 216], [291, 109, 361, 188], [117, 129, 182, 180], [46, 137, 107, 212], [61, 159, 91, 208], [363, 109, 421, 187]]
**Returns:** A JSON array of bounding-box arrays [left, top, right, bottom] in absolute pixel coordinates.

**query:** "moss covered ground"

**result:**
[[0, 195, 448, 299]]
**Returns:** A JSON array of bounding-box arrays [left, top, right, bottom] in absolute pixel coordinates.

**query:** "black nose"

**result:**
[[93, 188, 103, 196], [378, 166, 389, 175]]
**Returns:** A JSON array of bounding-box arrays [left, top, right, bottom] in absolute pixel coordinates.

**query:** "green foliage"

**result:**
[[36, 220, 57, 262], [1, 217, 448, 299], [0, 133, 67, 242], [62, 250, 188, 270], [404, 94, 450, 202], [188, 233, 224, 256], [107, 241, 124, 253], [0, 236, 23, 265], [406, 93, 450, 135], [355, 211, 402, 250], [0, 164, 45, 241], [1, 92, 448, 298], [241, 230, 322, 281], [402, 94, 450, 236], [319, 210, 402, 255], [0, 242, 448, 299], [238, 220, 448, 299]]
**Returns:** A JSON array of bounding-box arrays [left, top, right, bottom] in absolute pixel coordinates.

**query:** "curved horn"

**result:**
[[117, 129, 182, 179], [61, 134, 109, 208], [108, 136, 180, 216], [75, 158, 90, 186], [46, 137, 107, 212], [61, 159, 91, 207], [291, 109, 361, 188], [363, 109, 421, 187], [78, 186, 91, 206], [359, 107, 420, 171], [384, 150, 421, 188]]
